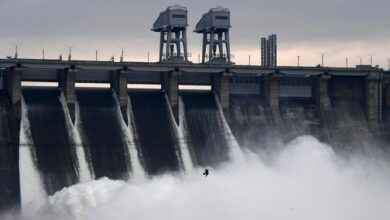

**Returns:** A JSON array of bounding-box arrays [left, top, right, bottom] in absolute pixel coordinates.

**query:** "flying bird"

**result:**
[[203, 169, 209, 177]]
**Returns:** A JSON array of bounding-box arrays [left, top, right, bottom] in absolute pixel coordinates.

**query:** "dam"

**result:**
[[0, 5, 390, 215], [1, 58, 390, 211]]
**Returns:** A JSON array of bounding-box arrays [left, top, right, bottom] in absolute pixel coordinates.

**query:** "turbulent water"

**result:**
[[181, 92, 230, 167], [2, 88, 390, 219], [129, 91, 180, 175], [22, 88, 79, 195], [6, 135, 390, 220], [76, 89, 130, 180]]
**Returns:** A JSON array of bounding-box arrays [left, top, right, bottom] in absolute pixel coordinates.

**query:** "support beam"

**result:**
[[365, 72, 381, 131], [317, 74, 332, 112], [316, 74, 333, 134], [384, 83, 390, 109], [264, 73, 281, 124], [161, 69, 180, 124], [0, 67, 21, 211], [58, 67, 76, 123], [212, 71, 232, 110], [111, 68, 129, 125], [4, 67, 22, 105]]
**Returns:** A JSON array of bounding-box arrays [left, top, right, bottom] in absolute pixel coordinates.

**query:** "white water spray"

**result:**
[[164, 94, 193, 172], [21, 135, 390, 220], [59, 92, 92, 183], [114, 93, 146, 181], [75, 100, 96, 180], [214, 93, 245, 162], [19, 97, 47, 215]]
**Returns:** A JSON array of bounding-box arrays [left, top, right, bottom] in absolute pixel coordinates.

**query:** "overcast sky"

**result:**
[[0, 0, 389, 68]]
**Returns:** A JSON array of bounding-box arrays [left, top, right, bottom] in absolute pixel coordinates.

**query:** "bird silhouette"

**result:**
[[203, 169, 209, 177]]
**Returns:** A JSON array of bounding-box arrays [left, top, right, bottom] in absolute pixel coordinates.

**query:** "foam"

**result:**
[[21, 136, 390, 220]]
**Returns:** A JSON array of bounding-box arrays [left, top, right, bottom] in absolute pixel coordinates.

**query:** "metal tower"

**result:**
[[152, 5, 189, 63], [261, 34, 277, 67], [195, 7, 231, 64]]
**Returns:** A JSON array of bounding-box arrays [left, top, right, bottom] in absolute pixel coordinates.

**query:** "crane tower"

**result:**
[[152, 5, 190, 63], [195, 7, 232, 64]]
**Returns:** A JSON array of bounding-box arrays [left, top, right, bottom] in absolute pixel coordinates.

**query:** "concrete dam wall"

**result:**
[[1, 60, 390, 211]]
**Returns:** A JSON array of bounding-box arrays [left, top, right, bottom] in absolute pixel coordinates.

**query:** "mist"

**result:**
[[4, 135, 390, 220]]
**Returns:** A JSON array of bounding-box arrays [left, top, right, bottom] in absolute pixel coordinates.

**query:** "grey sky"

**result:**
[[0, 0, 389, 67]]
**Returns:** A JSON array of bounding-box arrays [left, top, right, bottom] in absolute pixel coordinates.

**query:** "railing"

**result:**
[[162, 53, 192, 58], [205, 53, 235, 59]]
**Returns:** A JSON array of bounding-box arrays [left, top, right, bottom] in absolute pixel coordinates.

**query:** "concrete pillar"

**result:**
[[58, 68, 76, 123], [212, 71, 232, 110], [316, 74, 332, 112], [161, 69, 180, 124], [4, 67, 22, 105], [1, 66, 21, 210], [316, 74, 333, 135], [365, 72, 381, 131], [111, 69, 129, 125], [264, 73, 281, 124], [384, 83, 390, 108], [3, 66, 22, 152]]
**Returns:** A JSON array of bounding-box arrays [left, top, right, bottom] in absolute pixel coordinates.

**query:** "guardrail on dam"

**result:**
[[1, 58, 390, 211]]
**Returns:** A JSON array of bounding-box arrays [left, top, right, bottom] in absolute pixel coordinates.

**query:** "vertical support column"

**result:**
[[161, 69, 180, 124], [264, 73, 281, 124], [183, 29, 188, 62], [212, 71, 231, 122], [212, 71, 231, 110], [365, 72, 381, 131], [166, 29, 172, 61], [209, 30, 215, 61], [202, 33, 207, 63], [5, 67, 22, 105], [384, 82, 390, 109], [58, 67, 76, 124], [175, 32, 181, 57], [111, 68, 129, 125], [159, 32, 164, 63], [317, 74, 332, 112], [1, 66, 22, 210], [316, 74, 333, 133], [218, 33, 223, 56], [225, 31, 231, 64]]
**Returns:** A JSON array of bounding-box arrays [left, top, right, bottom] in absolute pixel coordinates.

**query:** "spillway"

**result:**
[[279, 99, 323, 141], [228, 94, 278, 151], [76, 89, 130, 180], [22, 88, 78, 195], [330, 97, 372, 149], [62, 93, 91, 183], [19, 97, 46, 210], [181, 92, 230, 167], [173, 97, 194, 171], [125, 96, 147, 180], [129, 91, 180, 175]]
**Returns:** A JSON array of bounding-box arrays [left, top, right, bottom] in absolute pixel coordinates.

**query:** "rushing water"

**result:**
[[76, 89, 130, 180], [181, 92, 230, 167], [129, 91, 180, 175], [126, 96, 147, 181], [10, 135, 390, 220], [22, 88, 79, 195], [19, 96, 46, 214], [167, 95, 194, 172], [2, 88, 390, 220], [60, 92, 92, 183]]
